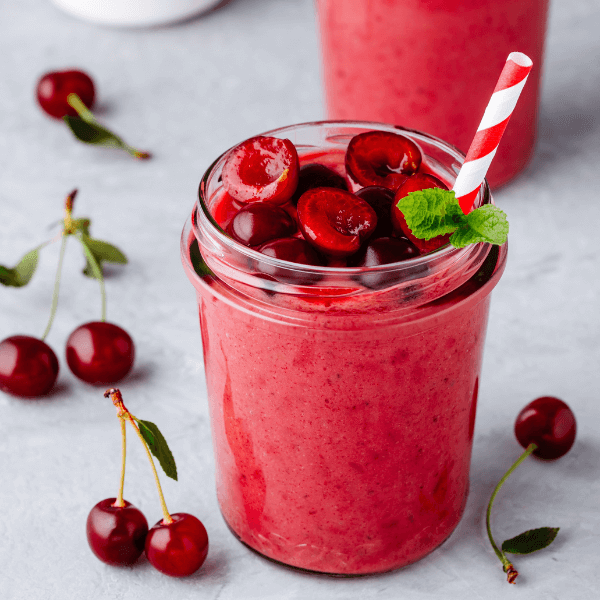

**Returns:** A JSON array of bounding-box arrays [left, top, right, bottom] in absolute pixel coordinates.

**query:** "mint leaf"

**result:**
[[135, 418, 178, 481], [397, 188, 464, 240], [450, 204, 509, 248], [396, 188, 509, 249], [63, 115, 127, 150], [502, 527, 559, 555], [189, 240, 214, 278], [0, 248, 40, 287]]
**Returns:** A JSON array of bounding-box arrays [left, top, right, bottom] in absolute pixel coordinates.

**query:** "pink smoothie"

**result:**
[[182, 122, 507, 574], [316, 0, 549, 188]]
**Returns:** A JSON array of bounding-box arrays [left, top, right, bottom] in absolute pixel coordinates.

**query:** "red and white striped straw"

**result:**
[[453, 52, 533, 213]]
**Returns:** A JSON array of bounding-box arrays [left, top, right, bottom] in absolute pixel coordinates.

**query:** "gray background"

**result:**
[[1, 0, 598, 598]]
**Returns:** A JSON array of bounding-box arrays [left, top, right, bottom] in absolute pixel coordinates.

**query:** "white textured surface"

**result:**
[[1, 0, 599, 598]]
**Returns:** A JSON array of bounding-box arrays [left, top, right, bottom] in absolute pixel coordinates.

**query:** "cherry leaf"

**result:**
[[135, 418, 178, 481], [63, 115, 128, 151], [0, 248, 40, 287], [79, 234, 127, 278], [501, 527, 560, 555]]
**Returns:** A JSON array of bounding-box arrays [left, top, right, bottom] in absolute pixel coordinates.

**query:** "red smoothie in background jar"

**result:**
[[181, 121, 507, 575], [315, 0, 549, 188]]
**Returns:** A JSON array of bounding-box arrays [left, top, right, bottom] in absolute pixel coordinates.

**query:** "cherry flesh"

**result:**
[[290, 163, 348, 205], [66, 321, 134, 385], [222, 136, 299, 205], [145, 513, 209, 577], [392, 173, 451, 253], [297, 188, 378, 257], [514, 397, 576, 460], [0, 335, 59, 397], [228, 203, 296, 247], [345, 131, 420, 190], [354, 185, 396, 238], [36, 70, 95, 119], [87, 498, 148, 566]]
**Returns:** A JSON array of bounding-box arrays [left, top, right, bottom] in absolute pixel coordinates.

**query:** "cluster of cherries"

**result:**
[[214, 131, 450, 274], [0, 191, 134, 398], [87, 389, 208, 577]]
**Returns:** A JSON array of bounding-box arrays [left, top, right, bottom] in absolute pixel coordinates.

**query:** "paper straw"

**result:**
[[453, 52, 533, 213]]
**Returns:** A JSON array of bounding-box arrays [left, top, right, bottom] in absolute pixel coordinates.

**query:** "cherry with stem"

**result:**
[[86, 412, 149, 566], [104, 388, 209, 577]]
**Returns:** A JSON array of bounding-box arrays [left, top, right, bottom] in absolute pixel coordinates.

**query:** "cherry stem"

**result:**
[[113, 417, 127, 508], [485, 441, 538, 584], [105, 388, 173, 525], [41, 233, 68, 341], [67, 93, 95, 124], [77, 238, 107, 322]]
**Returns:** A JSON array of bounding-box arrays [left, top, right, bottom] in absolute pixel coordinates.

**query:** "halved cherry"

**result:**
[[392, 174, 451, 253], [345, 131, 421, 190], [354, 185, 395, 238], [222, 136, 299, 205], [297, 188, 377, 257], [228, 203, 296, 247], [290, 163, 348, 205]]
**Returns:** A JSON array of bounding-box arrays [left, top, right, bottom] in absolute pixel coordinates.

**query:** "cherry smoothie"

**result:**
[[316, 0, 549, 188], [181, 121, 507, 575]]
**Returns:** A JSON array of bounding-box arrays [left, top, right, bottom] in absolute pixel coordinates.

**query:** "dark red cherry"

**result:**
[[36, 69, 95, 119], [259, 237, 324, 266], [297, 188, 378, 257], [222, 136, 299, 205], [514, 397, 576, 460], [66, 321, 134, 385], [392, 173, 451, 253], [228, 203, 296, 247], [145, 513, 209, 577], [86, 498, 148, 566], [290, 163, 348, 205], [345, 131, 421, 190], [354, 185, 396, 238], [0, 335, 59, 398], [349, 236, 420, 267]]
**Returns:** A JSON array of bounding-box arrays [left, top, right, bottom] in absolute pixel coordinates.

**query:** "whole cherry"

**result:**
[[290, 163, 348, 205], [87, 498, 148, 566], [66, 321, 135, 385], [36, 69, 95, 119], [228, 203, 296, 247], [145, 513, 209, 577], [514, 396, 576, 460], [0, 335, 59, 397]]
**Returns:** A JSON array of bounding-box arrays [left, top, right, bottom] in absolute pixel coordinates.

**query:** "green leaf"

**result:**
[[63, 115, 127, 150], [71, 218, 91, 236], [79, 234, 127, 278], [501, 527, 560, 555], [135, 418, 178, 481], [0, 248, 40, 287], [396, 188, 466, 240], [77, 235, 104, 281], [189, 239, 214, 278], [450, 204, 509, 248]]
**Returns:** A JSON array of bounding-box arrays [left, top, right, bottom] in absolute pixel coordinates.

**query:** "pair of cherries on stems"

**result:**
[[0, 190, 134, 397], [36, 69, 150, 160], [87, 389, 208, 576]]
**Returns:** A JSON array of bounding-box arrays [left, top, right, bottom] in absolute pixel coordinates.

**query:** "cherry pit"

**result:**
[[0, 190, 134, 398]]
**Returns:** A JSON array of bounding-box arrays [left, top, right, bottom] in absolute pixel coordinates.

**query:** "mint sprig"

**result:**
[[396, 188, 508, 248]]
